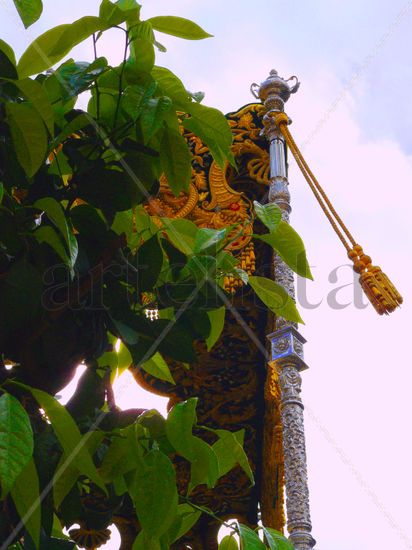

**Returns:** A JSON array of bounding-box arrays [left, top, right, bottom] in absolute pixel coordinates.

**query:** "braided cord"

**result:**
[[274, 113, 356, 253], [269, 113, 402, 315]]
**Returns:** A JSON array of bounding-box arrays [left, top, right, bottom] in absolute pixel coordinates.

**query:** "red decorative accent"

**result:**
[[229, 202, 240, 211]]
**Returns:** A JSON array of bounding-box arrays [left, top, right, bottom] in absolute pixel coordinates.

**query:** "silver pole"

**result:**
[[251, 70, 316, 550]]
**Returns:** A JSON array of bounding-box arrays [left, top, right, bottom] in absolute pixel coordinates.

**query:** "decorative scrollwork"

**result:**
[[273, 337, 291, 355], [131, 104, 285, 549], [145, 104, 270, 295], [68, 526, 111, 550]]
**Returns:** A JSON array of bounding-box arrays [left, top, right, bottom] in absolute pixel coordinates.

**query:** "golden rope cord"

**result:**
[[284, 128, 352, 252], [271, 111, 403, 315], [274, 112, 354, 250]]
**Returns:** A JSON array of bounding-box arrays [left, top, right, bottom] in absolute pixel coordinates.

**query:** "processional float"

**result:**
[[128, 71, 401, 549]]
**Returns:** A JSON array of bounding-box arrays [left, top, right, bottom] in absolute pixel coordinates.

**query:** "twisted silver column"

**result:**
[[252, 70, 316, 550]]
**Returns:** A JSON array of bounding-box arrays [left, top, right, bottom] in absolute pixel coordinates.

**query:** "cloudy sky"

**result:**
[[1, 0, 412, 548]]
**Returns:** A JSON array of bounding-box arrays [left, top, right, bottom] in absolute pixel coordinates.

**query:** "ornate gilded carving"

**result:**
[[131, 103, 285, 548], [145, 104, 270, 296], [68, 526, 111, 550], [261, 360, 285, 530]]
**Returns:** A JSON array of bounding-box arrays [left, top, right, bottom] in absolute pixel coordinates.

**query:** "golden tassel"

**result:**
[[348, 245, 403, 315], [272, 112, 403, 316], [223, 243, 256, 294]]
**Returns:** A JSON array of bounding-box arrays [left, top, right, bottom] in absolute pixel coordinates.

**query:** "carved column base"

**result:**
[[289, 529, 316, 550]]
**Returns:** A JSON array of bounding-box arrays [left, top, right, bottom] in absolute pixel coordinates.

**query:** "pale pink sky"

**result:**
[[2, 0, 412, 548]]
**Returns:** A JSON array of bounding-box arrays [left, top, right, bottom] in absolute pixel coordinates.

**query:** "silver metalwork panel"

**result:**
[[253, 69, 316, 550]]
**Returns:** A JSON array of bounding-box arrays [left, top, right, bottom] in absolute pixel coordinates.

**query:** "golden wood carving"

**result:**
[[146, 104, 268, 294], [130, 103, 284, 550]]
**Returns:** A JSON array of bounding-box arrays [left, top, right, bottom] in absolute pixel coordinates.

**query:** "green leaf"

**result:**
[[183, 102, 233, 169], [88, 90, 118, 127], [56, 58, 108, 99], [219, 535, 239, 550], [0, 52, 17, 79], [148, 16, 212, 40], [112, 206, 158, 248], [65, 368, 105, 419], [117, 340, 133, 373], [51, 514, 69, 539], [206, 306, 225, 350], [35, 198, 78, 268], [121, 84, 151, 121], [132, 532, 161, 550], [70, 204, 107, 240], [10, 458, 41, 549], [248, 275, 304, 324], [140, 352, 175, 384], [160, 238, 186, 280], [18, 16, 103, 77], [52, 113, 91, 148], [151, 66, 191, 106], [162, 218, 198, 255], [97, 336, 120, 371], [253, 201, 282, 232], [129, 20, 155, 43], [5, 102, 47, 177], [168, 504, 201, 543], [137, 409, 167, 442], [13, 0, 43, 28], [160, 126, 192, 196], [234, 268, 249, 284], [0, 183, 4, 204], [0, 39, 17, 79], [263, 528, 294, 550], [53, 458, 78, 511], [212, 429, 254, 484], [257, 221, 313, 280], [136, 234, 164, 292], [158, 307, 175, 320], [97, 334, 132, 380], [117, 0, 141, 10], [0, 38, 16, 66], [130, 449, 178, 537], [100, 436, 134, 483], [0, 393, 34, 498], [19, 385, 107, 495], [140, 96, 172, 143], [113, 474, 128, 496], [34, 226, 70, 267], [157, 321, 197, 364], [194, 227, 227, 254], [112, 319, 140, 346], [77, 163, 154, 211], [99, 0, 141, 26], [216, 250, 239, 271], [129, 38, 155, 73], [166, 399, 219, 489], [238, 524, 266, 550], [53, 431, 104, 508], [10, 77, 55, 134]]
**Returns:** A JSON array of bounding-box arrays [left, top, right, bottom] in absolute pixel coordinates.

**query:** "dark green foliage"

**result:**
[[0, 2, 307, 548]]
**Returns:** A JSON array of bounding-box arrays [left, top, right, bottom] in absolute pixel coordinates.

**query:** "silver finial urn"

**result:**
[[251, 69, 300, 112]]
